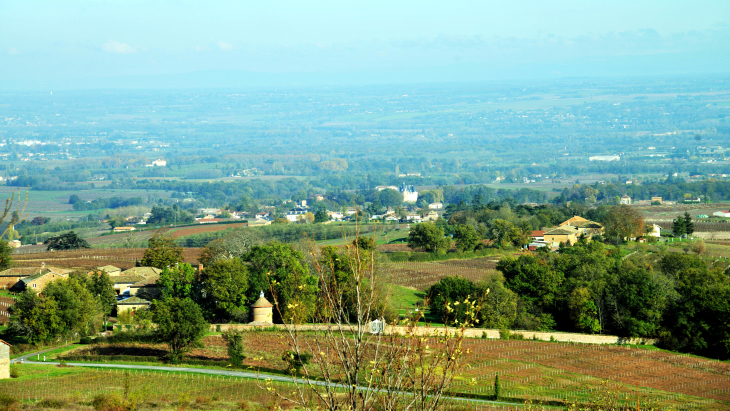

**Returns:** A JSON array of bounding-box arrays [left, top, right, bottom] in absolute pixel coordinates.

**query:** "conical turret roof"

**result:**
[[251, 291, 273, 308]]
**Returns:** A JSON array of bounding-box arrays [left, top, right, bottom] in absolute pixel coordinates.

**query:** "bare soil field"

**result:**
[[382, 257, 501, 290], [11, 247, 203, 270]]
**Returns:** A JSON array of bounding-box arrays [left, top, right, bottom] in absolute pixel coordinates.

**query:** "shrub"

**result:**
[[9, 367, 19, 378], [282, 350, 312, 374], [80, 336, 93, 344], [38, 399, 66, 409], [222, 330, 245, 368], [0, 393, 17, 408], [91, 394, 124, 411], [499, 329, 511, 340]]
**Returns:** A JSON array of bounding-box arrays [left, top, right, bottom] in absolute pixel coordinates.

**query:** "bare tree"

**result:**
[[263, 219, 484, 411], [1, 189, 28, 239]]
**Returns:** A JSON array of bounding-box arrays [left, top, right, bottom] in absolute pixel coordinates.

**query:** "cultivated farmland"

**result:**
[[382, 257, 500, 290], [10, 248, 203, 270], [44, 332, 730, 410]]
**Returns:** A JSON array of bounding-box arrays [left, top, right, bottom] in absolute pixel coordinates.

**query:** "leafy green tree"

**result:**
[[453, 224, 481, 252], [87, 271, 117, 315], [199, 258, 250, 322], [660, 257, 730, 359], [314, 209, 329, 223], [672, 216, 686, 237], [477, 278, 519, 329], [353, 236, 376, 251], [152, 297, 209, 363], [157, 263, 197, 300], [427, 276, 483, 324], [607, 266, 666, 338], [43, 277, 105, 337], [497, 255, 565, 310], [141, 232, 184, 269], [407, 223, 444, 252], [489, 219, 525, 249], [683, 211, 694, 236], [44, 231, 90, 250], [8, 292, 63, 344], [0, 240, 12, 271], [603, 205, 644, 243], [243, 242, 318, 323], [567, 287, 601, 334], [377, 189, 403, 208]]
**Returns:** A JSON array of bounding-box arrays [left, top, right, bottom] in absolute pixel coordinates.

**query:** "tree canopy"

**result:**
[[141, 232, 184, 269], [44, 231, 90, 250]]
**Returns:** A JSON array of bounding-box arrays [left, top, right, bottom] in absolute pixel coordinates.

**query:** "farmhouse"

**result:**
[[651, 197, 663, 204], [1, 266, 71, 290], [428, 202, 443, 209], [544, 226, 579, 246], [13, 271, 67, 292], [146, 159, 166, 167], [129, 276, 160, 298], [113, 226, 136, 233], [713, 210, 730, 218], [285, 207, 309, 222], [120, 267, 162, 278], [117, 296, 151, 314], [589, 155, 620, 161], [0, 267, 40, 290], [96, 265, 122, 275], [112, 276, 146, 296], [530, 231, 545, 241], [559, 216, 588, 226], [620, 195, 631, 205], [422, 211, 439, 222], [7, 240, 21, 248]]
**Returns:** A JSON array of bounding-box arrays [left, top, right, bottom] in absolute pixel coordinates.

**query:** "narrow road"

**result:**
[[12, 357, 531, 408]]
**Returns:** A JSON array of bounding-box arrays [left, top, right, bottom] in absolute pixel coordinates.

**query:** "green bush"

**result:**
[[499, 329, 511, 340], [9, 367, 19, 378], [79, 336, 93, 344]]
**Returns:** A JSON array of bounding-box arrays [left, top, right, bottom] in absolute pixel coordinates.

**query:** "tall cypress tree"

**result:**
[[684, 211, 694, 236], [673, 216, 686, 237]]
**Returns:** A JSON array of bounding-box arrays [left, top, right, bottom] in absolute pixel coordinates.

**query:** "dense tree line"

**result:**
[[68, 194, 144, 211], [427, 242, 730, 360]]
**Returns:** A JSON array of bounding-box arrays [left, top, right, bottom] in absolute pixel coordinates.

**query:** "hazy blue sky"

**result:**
[[1, 0, 729, 88]]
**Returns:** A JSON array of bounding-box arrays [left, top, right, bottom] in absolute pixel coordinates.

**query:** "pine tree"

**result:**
[[684, 211, 694, 237]]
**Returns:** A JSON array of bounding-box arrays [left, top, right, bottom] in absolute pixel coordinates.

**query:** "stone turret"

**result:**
[[250, 291, 274, 325], [0, 339, 11, 379]]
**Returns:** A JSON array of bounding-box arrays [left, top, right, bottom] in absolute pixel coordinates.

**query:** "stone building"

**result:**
[[250, 291, 273, 325]]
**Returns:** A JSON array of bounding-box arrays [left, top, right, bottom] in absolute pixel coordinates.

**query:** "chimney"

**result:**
[[198, 264, 204, 275]]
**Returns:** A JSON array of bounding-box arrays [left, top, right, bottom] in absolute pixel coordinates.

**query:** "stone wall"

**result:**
[[210, 324, 657, 346]]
